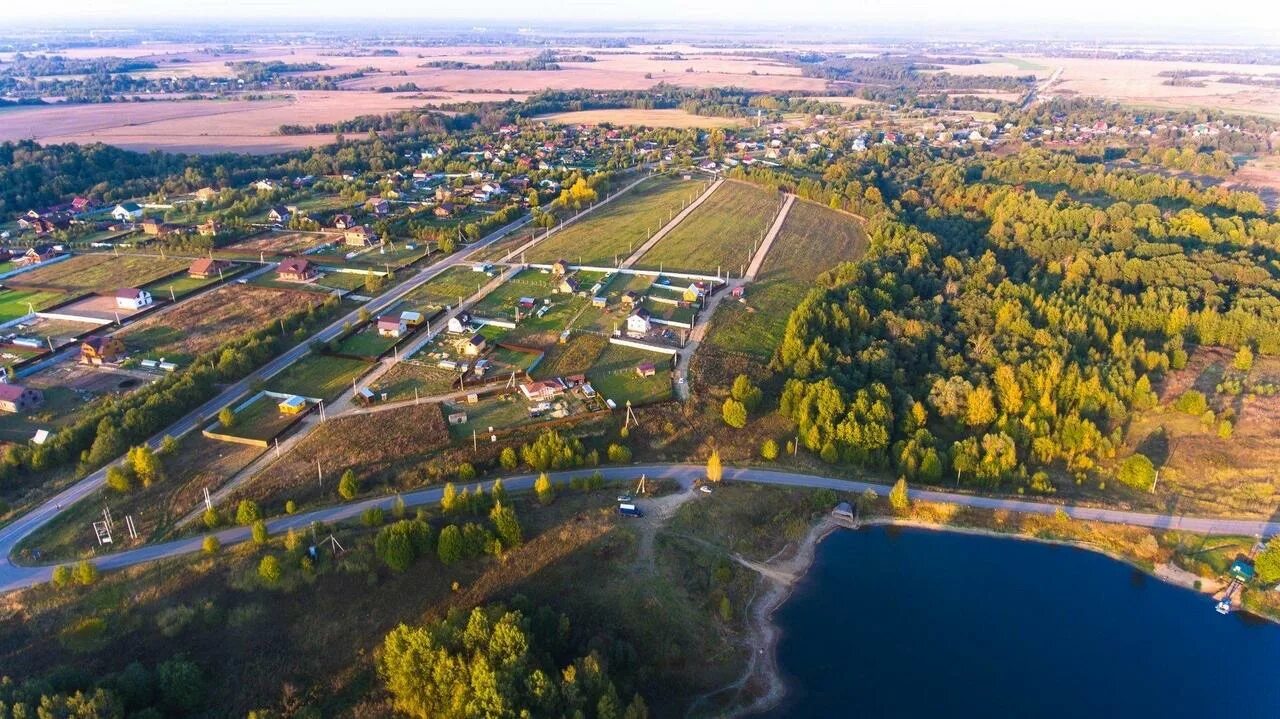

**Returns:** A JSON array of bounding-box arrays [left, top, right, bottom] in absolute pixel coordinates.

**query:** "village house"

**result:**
[[188, 258, 230, 279], [252, 179, 278, 192], [268, 206, 292, 224], [365, 197, 391, 216], [70, 196, 94, 214], [519, 378, 565, 402], [462, 334, 486, 357], [276, 258, 317, 282], [199, 218, 221, 237], [621, 290, 643, 310], [446, 313, 471, 334], [194, 187, 218, 203], [111, 202, 144, 222], [433, 202, 455, 218], [551, 259, 572, 276], [635, 362, 656, 378], [333, 214, 356, 230], [557, 275, 581, 294], [0, 384, 43, 414], [81, 336, 125, 365], [626, 308, 652, 335], [343, 225, 376, 247], [16, 245, 58, 267], [116, 288, 153, 311], [141, 219, 177, 237], [377, 315, 406, 338]]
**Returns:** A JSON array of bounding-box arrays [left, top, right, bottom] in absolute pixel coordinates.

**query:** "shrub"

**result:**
[[362, 507, 385, 527], [1174, 390, 1208, 416], [74, 560, 99, 587], [456, 462, 476, 481], [534, 473, 555, 505], [392, 495, 407, 519], [156, 604, 197, 638], [51, 564, 73, 589], [105, 465, 132, 493], [218, 406, 236, 429], [888, 478, 910, 515], [606, 443, 632, 463], [731, 374, 763, 411], [202, 508, 222, 529], [721, 399, 747, 428], [251, 520, 269, 545], [1234, 345, 1254, 372], [1029, 471, 1056, 494], [437, 524, 463, 564], [202, 535, 220, 555], [258, 555, 282, 585], [284, 500, 297, 515], [760, 438, 779, 460], [236, 500, 261, 525], [338, 469, 359, 500]]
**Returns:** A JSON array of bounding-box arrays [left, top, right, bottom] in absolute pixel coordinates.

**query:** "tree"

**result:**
[[499, 447, 518, 470], [731, 374, 763, 411], [202, 508, 221, 529], [534, 473, 556, 505], [964, 384, 998, 427], [376, 520, 433, 572], [721, 398, 747, 428], [202, 535, 221, 555], [251, 520, 269, 545], [51, 564, 73, 589], [218, 406, 236, 429], [338, 469, 359, 500], [441, 483, 459, 513], [606, 443, 632, 463], [1234, 345, 1254, 372], [155, 658, 206, 715], [437, 524, 463, 564], [236, 500, 261, 525], [128, 445, 163, 487], [492, 478, 508, 505], [1117, 453, 1157, 491], [456, 462, 477, 482], [1255, 541, 1280, 584], [706, 449, 723, 483], [490, 502, 523, 549], [889, 478, 910, 515], [74, 560, 99, 586], [258, 555, 282, 585], [760, 438, 779, 460], [106, 465, 132, 493]]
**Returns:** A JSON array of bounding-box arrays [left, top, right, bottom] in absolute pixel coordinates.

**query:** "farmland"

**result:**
[[587, 343, 673, 406], [266, 354, 372, 401], [537, 108, 747, 128], [704, 201, 868, 359], [119, 285, 326, 361], [0, 288, 66, 321], [526, 175, 709, 265], [636, 181, 783, 274], [8, 255, 189, 294]]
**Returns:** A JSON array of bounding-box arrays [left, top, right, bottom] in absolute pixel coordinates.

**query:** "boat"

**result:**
[[1215, 598, 1232, 615]]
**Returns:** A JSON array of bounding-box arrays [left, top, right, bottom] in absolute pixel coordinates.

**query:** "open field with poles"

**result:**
[[216, 231, 332, 260], [370, 361, 461, 400], [266, 354, 372, 402], [398, 265, 495, 312], [334, 325, 399, 359], [118, 284, 327, 362], [525, 175, 709, 266], [8, 255, 190, 294], [636, 180, 783, 275], [532, 332, 610, 380], [142, 269, 235, 300], [704, 200, 868, 360]]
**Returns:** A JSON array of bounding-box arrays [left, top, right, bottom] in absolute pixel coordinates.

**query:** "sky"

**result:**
[[0, 0, 1277, 43]]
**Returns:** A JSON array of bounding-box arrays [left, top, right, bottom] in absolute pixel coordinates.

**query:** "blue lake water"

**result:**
[[762, 526, 1280, 718]]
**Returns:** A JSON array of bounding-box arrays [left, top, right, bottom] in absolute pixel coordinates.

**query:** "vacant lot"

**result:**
[[537, 108, 746, 128], [372, 361, 461, 400], [527, 175, 707, 266], [637, 181, 782, 274], [705, 201, 868, 359], [9, 255, 189, 294], [119, 284, 325, 361], [335, 325, 399, 359], [219, 231, 333, 260], [213, 394, 305, 443], [587, 343, 673, 406], [401, 266, 495, 312], [267, 354, 372, 402], [0, 288, 66, 321], [533, 332, 610, 380], [142, 271, 229, 299]]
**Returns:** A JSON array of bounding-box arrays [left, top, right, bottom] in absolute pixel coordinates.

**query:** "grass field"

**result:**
[[533, 332, 610, 380], [636, 181, 782, 274], [315, 271, 376, 292], [443, 395, 537, 439], [0, 288, 66, 321], [401, 266, 494, 311], [214, 394, 303, 442], [372, 361, 461, 400], [119, 285, 326, 362], [335, 326, 399, 358], [9, 254, 189, 293], [704, 201, 867, 360], [142, 270, 229, 300], [587, 343, 673, 406], [267, 354, 372, 402], [526, 175, 707, 265]]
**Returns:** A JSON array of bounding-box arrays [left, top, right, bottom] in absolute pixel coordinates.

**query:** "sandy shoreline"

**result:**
[[718, 515, 1234, 718]]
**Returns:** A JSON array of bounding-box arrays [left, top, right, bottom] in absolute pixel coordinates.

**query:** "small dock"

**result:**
[[1216, 541, 1263, 615]]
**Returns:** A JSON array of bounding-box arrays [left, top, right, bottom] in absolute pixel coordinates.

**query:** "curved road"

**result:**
[[2, 463, 1278, 593]]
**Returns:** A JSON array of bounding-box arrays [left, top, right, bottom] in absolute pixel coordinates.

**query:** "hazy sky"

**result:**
[[1, 0, 1277, 42]]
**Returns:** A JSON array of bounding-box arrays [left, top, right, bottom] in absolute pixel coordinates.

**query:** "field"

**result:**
[[266, 354, 372, 401], [587, 343, 673, 406], [533, 332, 610, 380], [218, 231, 332, 260], [8, 255, 189, 294], [636, 181, 782, 274], [212, 394, 304, 443], [119, 285, 326, 362], [704, 201, 868, 359], [142, 271, 228, 300], [526, 175, 708, 265], [334, 326, 399, 359], [537, 108, 746, 128], [0, 288, 66, 321], [371, 361, 462, 400], [400, 266, 494, 312]]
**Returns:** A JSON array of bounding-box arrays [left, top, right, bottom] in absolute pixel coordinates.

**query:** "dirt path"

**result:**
[[634, 485, 701, 573]]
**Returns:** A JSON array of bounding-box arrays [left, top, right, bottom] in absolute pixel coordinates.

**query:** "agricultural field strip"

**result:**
[[744, 194, 796, 281], [634, 180, 781, 274], [497, 171, 658, 264], [619, 178, 725, 269]]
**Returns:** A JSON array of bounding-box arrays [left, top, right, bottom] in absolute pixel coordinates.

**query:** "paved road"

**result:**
[[0, 214, 534, 573], [619, 178, 723, 269], [3, 463, 1278, 593]]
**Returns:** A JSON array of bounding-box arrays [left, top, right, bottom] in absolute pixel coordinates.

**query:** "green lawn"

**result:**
[[9, 254, 189, 294], [0, 386, 81, 443], [526, 175, 707, 266], [636, 180, 782, 275], [215, 394, 302, 442], [0, 288, 67, 321], [267, 355, 372, 402], [587, 343, 673, 406], [401, 266, 494, 311], [143, 271, 230, 300], [443, 396, 536, 439], [703, 200, 868, 360], [316, 271, 376, 292], [371, 361, 460, 400], [335, 327, 399, 358]]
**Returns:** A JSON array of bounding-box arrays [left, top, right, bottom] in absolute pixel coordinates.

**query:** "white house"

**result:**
[[115, 288, 153, 310], [111, 202, 143, 222], [626, 309, 652, 335], [447, 313, 471, 334]]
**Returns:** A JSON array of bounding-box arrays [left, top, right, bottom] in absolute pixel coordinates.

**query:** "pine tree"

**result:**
[[889, 478, 910, 515], [534, 473, 554, 505], [338, 469, 359, 500]]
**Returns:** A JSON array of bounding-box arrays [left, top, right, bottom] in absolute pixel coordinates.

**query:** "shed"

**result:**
[[278, 395, 307, 415]]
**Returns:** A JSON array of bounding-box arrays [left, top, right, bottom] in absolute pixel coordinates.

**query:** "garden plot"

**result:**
[[371, 361, 463, 401], [526, 175, 707, 266], [142, 269, 234, 300], [309, 242, 430, 272], [118, 284, 326, 363], [266, 354, 372, 402], [636, 180, 783, 275], [217, 231, 333, 260], [8, 254, 189, 294], [471, 270, 599, 348], [587, 343, 674, 407], [400, 265, 496, 313], [206, 392, 309, 445]]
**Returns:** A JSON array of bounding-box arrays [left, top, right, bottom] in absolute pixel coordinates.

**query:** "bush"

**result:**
[[218, 406, 236, 429], [51, 564, 74, 589], [202, 508, 222, 529], [236, 500, 261, 525], [251, 520, 269, 545], [105, 465, 132, 493], [362, 507, 385, 526], [74, 560, 99, 586], [437, 524, 463, 564], [202, 535, 220, 555], [1174, 390, 1208, 416], [284, 500, 297, 514], [606, 443, 632, 463], [258, 555, 282, 585], [1117, 453, 1156, 491], [1234, 345, 1254, 372], [760, 438, 779, 460], [534, 473, 555, 505], [456, 462, 476, 481], [338, 469, 359, 500], [889, 478, 909, 515], [731, 374, 763, 411], [499, 447, 518, 470], [721, 399, 747, 428]]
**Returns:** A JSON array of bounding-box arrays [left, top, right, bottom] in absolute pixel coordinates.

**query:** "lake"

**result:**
[[762, 526, 1280, 718]]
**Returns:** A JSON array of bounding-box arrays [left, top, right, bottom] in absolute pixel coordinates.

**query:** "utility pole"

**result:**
[[316, 458, 323, 488]]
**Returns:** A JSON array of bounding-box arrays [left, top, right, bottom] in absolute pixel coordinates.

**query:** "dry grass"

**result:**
[[10, 255, 188, 294], [538, 108, 747, 128]]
